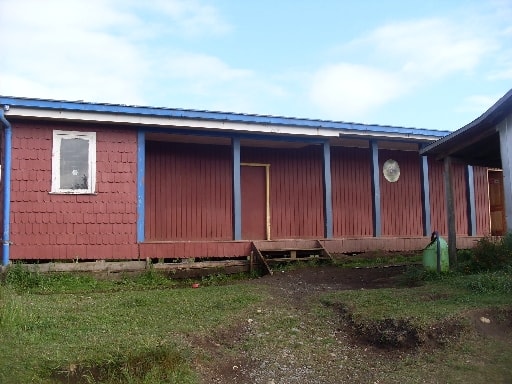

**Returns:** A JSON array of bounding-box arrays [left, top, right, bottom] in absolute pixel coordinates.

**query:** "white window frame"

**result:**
[[51, 130, 96, 194]]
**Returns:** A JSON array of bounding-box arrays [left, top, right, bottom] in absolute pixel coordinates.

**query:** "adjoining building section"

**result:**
[[0, 92, 506, 266], [421, 89, 512, 261]]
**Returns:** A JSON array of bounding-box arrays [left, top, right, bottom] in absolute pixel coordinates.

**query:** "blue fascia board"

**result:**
[[0, 95, 449, 139]]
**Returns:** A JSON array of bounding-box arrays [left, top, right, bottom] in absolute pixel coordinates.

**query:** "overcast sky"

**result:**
[[1, 0, 511, 131]]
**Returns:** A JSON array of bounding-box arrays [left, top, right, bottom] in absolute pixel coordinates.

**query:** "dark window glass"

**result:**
[[60, 138, 89, 189]]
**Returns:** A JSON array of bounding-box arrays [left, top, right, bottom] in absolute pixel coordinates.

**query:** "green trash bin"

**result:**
[[423, 232, 449, 272]]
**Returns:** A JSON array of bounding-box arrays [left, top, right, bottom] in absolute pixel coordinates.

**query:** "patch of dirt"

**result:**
[[251, 264, 407, 300], [195, 265, 512, 384], [196, 265, 409, 383], [467, 307, 512, 342]]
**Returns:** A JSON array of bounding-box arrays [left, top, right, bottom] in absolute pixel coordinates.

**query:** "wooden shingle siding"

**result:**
[[380, 149, 423, 236], [331, 146, 373, 236], [241, 146, 324, 239], [145, 141, 233, 241], [9, 122, 138, 260]]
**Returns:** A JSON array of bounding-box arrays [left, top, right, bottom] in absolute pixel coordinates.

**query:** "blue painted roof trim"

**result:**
[[0, 95, 449, 138]]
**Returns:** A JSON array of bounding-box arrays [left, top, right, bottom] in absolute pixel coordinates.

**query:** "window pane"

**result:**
[[60, 138, 89, 189]]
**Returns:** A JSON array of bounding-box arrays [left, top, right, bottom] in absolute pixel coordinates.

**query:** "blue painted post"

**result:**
[[420, 153, 432, 236], [370, 140, 381, 237], [232, 137, 242, 240], [466, 165, 477, 236], [136, 130, 145, 243], [0, 109, 12, 265], [323, 141, 333, 238]]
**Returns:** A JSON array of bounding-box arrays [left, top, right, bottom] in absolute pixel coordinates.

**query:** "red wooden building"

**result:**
[[0, 96, 495, 265]]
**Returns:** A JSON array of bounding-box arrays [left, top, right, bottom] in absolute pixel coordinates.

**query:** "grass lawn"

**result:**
[[0, 268, 264, 383], [0, 264, 511, 383]]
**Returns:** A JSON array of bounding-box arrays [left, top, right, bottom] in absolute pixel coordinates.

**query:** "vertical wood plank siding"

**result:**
[[379, 150, 423, 236], [145, 141, 233, 241], [473, 166, 491, 235], [331, 146, 373, 236], [428, 158, 470, 235], [9, 122, 138, 260], [428, 158, 446, 234], [453, 163, 469, 235], [241, 146, 324, 239]]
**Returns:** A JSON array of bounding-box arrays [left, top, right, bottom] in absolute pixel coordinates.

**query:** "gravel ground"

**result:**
[[195, 265, 410, 384]]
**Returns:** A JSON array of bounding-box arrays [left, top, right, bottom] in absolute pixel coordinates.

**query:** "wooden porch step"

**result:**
[[250, 240, 332, 275], [262, 248, 327, 259]]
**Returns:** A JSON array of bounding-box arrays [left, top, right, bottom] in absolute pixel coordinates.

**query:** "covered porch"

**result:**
[[421, 88, 512, 262]]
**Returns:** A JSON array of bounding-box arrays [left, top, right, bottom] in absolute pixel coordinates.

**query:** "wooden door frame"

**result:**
[[488, 169, 506, 235], [241, 163, 271, 240]]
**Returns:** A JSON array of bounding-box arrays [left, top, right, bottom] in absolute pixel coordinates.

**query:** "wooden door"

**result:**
[[241, 164, 268, 240], [489, 170, 505, 236]]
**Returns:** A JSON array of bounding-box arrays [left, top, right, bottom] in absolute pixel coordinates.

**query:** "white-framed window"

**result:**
[[51, 130, 96, 194]]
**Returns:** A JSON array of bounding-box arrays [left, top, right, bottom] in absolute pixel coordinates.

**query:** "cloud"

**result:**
[[0, 0, 235, 105], [310, 17, 499, 120], [456, 94, 502, 115], [309, 64, 406, 119], [147, 51, 288, 113], [363, 18, 494, 78], [147, 0, 232, 37], [163, 53, 252, 84], [487, 67, 512, 80]]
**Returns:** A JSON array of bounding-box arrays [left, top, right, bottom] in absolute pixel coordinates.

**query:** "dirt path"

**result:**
[[194, 265, 511, 384], [195, 265, 409, 384]]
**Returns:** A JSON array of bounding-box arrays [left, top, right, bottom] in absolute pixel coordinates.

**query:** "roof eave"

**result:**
[[420, 88, 512, 157], [0, 95, 449, 141]]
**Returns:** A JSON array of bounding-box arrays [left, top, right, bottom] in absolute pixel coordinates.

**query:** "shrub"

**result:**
[[4, 263, 45, 291], [463, 234, 512, 273], [463, 268, 512, 294], [398, 265, 455, 286]]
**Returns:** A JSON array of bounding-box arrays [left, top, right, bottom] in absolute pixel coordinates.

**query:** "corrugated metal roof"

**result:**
[[420, 88, 512, 167], [0, 95, 449, 139]]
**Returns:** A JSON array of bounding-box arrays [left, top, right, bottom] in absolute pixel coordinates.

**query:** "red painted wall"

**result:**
[[380, 150, 423, 236], [242, 146, 324, 239], [9, 121, 138, 260], [4, 120, 492, 261], [428, 158, 475, 236], [331, 146, 373, 236], [145, 141, 233, 241]]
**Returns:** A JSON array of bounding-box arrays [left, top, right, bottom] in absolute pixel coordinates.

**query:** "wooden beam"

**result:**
[[323, 141, 333, 238], [466, 165, 477, 236], [434, 129, 497, 161], [420, 154, 431, 236], [498, 117, 512, 233], [444, 156, 457, 268], [232, 137, 242, 240], [370, 140, 381, 237], [136, 130, 145, 243]]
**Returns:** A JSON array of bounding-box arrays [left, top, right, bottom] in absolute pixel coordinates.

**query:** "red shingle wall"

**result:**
[[9, 121, 138, 260]]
